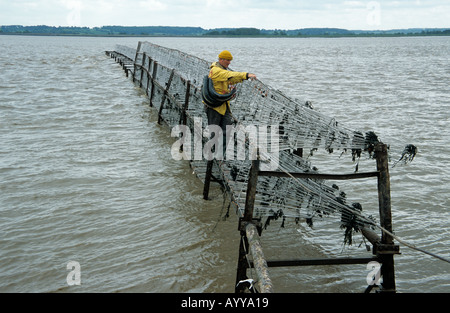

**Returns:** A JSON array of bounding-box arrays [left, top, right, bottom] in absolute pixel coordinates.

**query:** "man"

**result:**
[[204, 50, 256, 158]]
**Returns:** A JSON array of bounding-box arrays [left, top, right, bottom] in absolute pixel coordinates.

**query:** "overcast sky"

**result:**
[[1, 0, 449, 30]]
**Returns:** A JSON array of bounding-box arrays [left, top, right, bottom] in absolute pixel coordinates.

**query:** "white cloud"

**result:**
[[139, 0, 167, 11], [0, 0, 449, 29]]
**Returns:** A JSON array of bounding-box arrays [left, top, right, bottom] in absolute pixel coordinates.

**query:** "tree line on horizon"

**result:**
[[1, 25, 449, 37]]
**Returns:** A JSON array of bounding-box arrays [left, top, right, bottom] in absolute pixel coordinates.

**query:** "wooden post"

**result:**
[[236, 159, 264, 293], [134, 42, 142, 64], [133, 42, 142, 83], [149, 61, 158, 107], [146, 57, 152, 96], [375, 142, 396, 292], [180, 80, 191, 126], [244, 159, 260, 222], [203, 160, 213, 200], [158, 69, 175, 124], [243, 159, 274, 293], [178, 81, 191, 156], [235, 235, 249, 293], [139, 52, 146, 88]]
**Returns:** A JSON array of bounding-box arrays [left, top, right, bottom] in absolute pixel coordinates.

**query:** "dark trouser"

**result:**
[[205, 105, 234, 158]]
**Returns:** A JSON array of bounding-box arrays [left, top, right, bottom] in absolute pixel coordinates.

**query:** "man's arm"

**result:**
[[210, 67, 247, 83]]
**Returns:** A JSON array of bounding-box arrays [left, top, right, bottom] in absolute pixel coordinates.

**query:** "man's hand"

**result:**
[[248, 73, 257, 80]]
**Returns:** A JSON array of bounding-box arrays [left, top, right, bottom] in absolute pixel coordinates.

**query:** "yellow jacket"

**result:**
[[207, 62, 249, 115]]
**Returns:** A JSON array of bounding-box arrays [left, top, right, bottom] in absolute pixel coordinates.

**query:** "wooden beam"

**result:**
[[361, 227, 381, 246], [245, 223, 274, 293], [258, 171, 379, 180], [261, 256, 380, 267]]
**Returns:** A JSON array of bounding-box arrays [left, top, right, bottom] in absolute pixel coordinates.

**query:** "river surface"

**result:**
[[0, 35, 449, 293]]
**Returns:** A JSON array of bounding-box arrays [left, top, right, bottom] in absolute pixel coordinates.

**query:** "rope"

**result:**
[[260, 150, 450, 265], [373, 224, 450, 264]]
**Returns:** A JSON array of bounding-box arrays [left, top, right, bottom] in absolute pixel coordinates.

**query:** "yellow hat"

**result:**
[[218, 50, 233, 60]]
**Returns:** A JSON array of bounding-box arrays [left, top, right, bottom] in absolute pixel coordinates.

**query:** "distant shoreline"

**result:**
[[1, 25, 449, 38], [1, 32, 449, 38]]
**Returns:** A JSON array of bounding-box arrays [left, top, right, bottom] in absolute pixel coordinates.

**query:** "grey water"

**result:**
[[0, 35, 449, 293]]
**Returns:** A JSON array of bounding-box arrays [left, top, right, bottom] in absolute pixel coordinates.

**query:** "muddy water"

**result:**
[[1, 35, 448, 292]]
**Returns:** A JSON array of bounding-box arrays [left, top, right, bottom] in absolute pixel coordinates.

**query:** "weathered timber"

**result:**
[[180, 80, 191, 126], [375, 142, 397, 292], [362, 227, 400, 256], [261, 256, 380, 267], [203, 160, 214, 200], [243, 159, 260, 222], [149, 61, 158, 107], [145, 56, 152, 96], [235, 235, 250, 293], [236, 158, 271, 293], [258, 170, 379, 180], [139, 52, 146, 88], [245, 223, 274, 293]]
